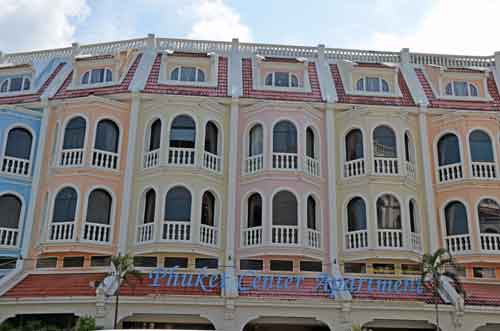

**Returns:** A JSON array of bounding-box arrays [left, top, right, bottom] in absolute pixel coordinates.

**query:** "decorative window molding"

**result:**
[[158, 52, 219, 87], [440, 79, 489, 100], [252, 56, 311, 92], [80, 68, 113, 86], [0, 75, 33, 96], [355, 76, 390, 94]]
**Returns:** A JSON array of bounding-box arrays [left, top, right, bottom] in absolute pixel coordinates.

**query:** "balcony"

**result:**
[[1, 156, 31, 177], [445, 234, 472, 254], [437, 163, 463, 183], [241, 225, 319, 249], [167, 147, 195, 166], [0, 227, 19, 248], [245, 154, 264, 174], [373, 157, 399, 176], [307, 228, 321, 249], [200, 224, 217, 246], [81, 222, 111, 244], [202, 151, 222, 174], [345, 230, 369, 250], [48, 222, 75, 242], [60, 148, 84, 167], [162, 221, 191, 242], [272, 152, 298, 170], [409, 232, 421, 251], [304, 156, 320, 177], [137, 223, 155, 244], [377, 229, 403, 249], [91, 149, 119, 170], [344, 159, 365, 178], [242, 226, 263, 247], [471, 162, 497, 180], [480, 233, 500, 252], [271, 225, 298, 245], [405, 161, 416, 180], [143, 149, 160, 169]]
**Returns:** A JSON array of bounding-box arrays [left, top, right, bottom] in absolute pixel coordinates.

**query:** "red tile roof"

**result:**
[[51, 54, 142, 100], [142, 53, 228, 97], [241, 58, 323, 102], [330, 64, 415, 106], [0, 62, 65, 105], [415, 68, 500, 111], [464, 282, 500, 306], [75, 54, 115, 62]]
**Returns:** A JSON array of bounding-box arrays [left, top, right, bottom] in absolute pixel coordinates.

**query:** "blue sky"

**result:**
[[1, 0, 498, 55]]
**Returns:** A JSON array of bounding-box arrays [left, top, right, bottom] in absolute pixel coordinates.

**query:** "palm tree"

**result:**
[[109, 254, 142, 329], [421, 248, 464, 331]]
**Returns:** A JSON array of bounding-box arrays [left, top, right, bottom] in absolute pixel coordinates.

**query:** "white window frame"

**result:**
[[353, 76, 392, 95], [438, 70, 491, 101], [0, 76, 32, 96], [158, 53, 219, 87], [80, 68, 114, 87], [264, 71, 300, 89], [253, 56, 311, 93], [169, 66, 207, 83]]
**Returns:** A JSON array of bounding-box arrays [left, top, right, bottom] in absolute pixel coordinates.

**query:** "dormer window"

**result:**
[[170, 66, 206, 82], [0, 76, 31, 93], [265, 72, 299, 88], [81, 68, 113, 85], [356, 77, 389, 93], [445, 81, 478, 97]]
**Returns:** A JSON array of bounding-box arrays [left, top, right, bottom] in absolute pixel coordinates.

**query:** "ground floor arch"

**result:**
[[243, 316, 331, 331], [361, 319, 437, 331], [121, 313, 216, 330]]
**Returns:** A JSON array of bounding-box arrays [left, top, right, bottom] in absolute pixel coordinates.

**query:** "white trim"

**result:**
[[466, 127, 497, 166], [158, 53, 219, 88], [373, 191, 405, 231], [474, 196, 500, 236], [342, 194, 370, 249], [0, 191, 26, 239], [80, 185, 116, 244], [1, 123, 36, 167], [46, 184, 81, 242], [440, 198, 472, 237]]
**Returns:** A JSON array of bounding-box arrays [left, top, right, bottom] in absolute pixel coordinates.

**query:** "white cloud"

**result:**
[[0, 0, 90, 53], [368, 0, 500, 55], [181, 0, 252, 42]]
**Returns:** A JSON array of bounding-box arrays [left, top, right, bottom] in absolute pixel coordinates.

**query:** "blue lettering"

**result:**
[[209, 272, 219, 289], [238, 271, 256, 292], [181, 273, 193, 287], [195, 268, 209, 292], [262, 275, 274, 289]]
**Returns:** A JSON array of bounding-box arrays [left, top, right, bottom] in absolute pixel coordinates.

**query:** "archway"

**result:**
[[243, 317, 330, 331], [362, 319, 437, 331], [121, 314, 216, 330]]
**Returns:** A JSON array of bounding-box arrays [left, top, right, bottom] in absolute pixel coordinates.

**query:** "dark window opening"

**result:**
[[195, 258, 218, 269], [63, 256, 84, 268], [164, 257, 189, 268], [270, 260, 293, 272], [5, 127, 32, 159], [247, 193, 262, 228], [165, 186, 191, 222], [134, 256, 157, 268], [52, 187, 77, 223], [240, 259, 263, 271], [300, 261, 322, 272], [63, 117, 86, 150], [94, 119, 119, 153], [170, 115, 196, 148]]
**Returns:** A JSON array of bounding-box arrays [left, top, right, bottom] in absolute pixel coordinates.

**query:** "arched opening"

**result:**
[[52, 188, 77, 223], [121, 314, 216, 330], [478, 199, 500, 234], [200, 191, 217, 245], [346, 197, 368, 249], [0, 194, 22, 247], [243, 317, 330, 331], [5, 127, 32, 160], [0, 314, 78, 331], [246, 124, 264, 173], [143, 189, 156, 224], [307, 196, 317, 230], [362, 319, 437, 330], [272, 191, 298, 244], [148, 119, 162, 152], [243, 193, 263, 246], [437, 133, 461, 166], [169, 115, 196, 165], [409, 199, 421, 250], [94, 119, 119, 153], [83, 189, 112, 243], [376, 194, 402, 248], [163, 186, 192, 241], [373, 125, 397, 158], [63, 117, 86, 150], [469, 130, 496, 179], [444, 201, 471, 252], [273, 120, 298, 169], [204, 121, 218, 155], [346, 128, 364, 161], [306, 127, 316, 159]]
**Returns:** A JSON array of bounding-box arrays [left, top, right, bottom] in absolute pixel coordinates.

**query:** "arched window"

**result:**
[[347, 197, 367, 232], [356, 77, 390, 93], [469, 130, 494, 162], [52, 187, 77, 223], [273, 121, 297, 153], [373, 125, 396, 158], [306, 127, 315, 159], [247, 193, 262, 228], [164, 186, 191, 222], [204, 121, 218, 155], [265, 72, 299, 88], [148, 119, 161, 152], [444, 201, 469, 236], [143, 189, 156, 224], [307, 196, 317, 230], [272, 191, 297, 226], [5, 127, 32, 159], [0, 194, 22, 228], [409, 199, 419, 233], [81, 68, 113, 85], [377, 194, 401, 229], [63, 117, 86, 150], [201, 191, 216, 226], [249, 124, 263, 156], [170, 115, 196, 149], [404, 131, 415, 163], [0, 76, 31, 93], [478, 199, 500, 234], [445, 81, 479, 97], [94, 120, 119, 153], [345, 129, 364, 161], [86, 189, 112, 224], [170, 67, 206, 82], [437, 133, 461, 166]]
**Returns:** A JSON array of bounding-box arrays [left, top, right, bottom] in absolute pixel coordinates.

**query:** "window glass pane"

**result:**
[[445, 83, 453, 95], [204, 122, 218, 154], [181, 67, 196, 81], [373, 263, 395, 275], [469, 130, 493, 162], [143, 189, 156, 224], [307, 196, 316, 229], [0, 80, 8, 92], [272, 191, 297, 226], [247, 193, 262, 228], [306, 127, 315, 158], [170, 115, 196, 148], [377, 194, 401, 229], [201, 191, 215, 226], [9, 77, 23, 92], [240, 259, 263, 270], [445, 201, 469, 235], [373, 126, 396, 158], [134, 256, 157, 268], [63, 256, 84, 268], [274, 72, 290, 87], [356, 78, 364, 91], [249, 125, 263, 156], [90, 256, 111, 267], [473, 267, 496, 279], [344, 263, 366, 274], [469, 84, 478, 96], [270, 260, 293, 271], [381, 79, 389, 92], [164, 257, 188, 268], [86, 189, 112, 224], [265, 73, 273, 86], [53, 188, 77, 223], [5, 128, 32, 159], [197, 69, 205, 82], [81, 72, 89, 84], [95, 120, 119, 152], [347, 197, 366, 231], [23, 78, 30, 90], [195, 258, 218, 269], [105, 69, 112, 82], [165, 187, 191, 221], [365, 77, 380, 92], [63, 117, 86, 149], [0, 194, 22, 228], [149, 119, 161, 151], [300, 261, 322, 272], [345, 129, 364, 161], [453, 81, 468, 96], [409, 200, 418, 233], [36, 257, 57, 269], [273, 121, 297, 153], [90, 68, 104, 84], [437, 134, 460, 165], [404, 133, 413, 162], [402, 264, 422, 275], [290, 75, 298, 87], [170, 68, 179, 80], [478, 199, 500, 234]]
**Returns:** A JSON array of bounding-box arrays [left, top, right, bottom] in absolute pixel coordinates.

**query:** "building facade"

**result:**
[[0, 36, 499, 330]]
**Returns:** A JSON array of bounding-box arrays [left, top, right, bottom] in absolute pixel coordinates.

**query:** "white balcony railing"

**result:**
[[137, 222, 155, 244], [168, 147, 195, 166], [377, 229, 403, 248], [242, 226, 262, 247], [304, 156, 320, 177], [0, 227, 19, 248], [437, 163, 463, 183], [307, 228, 321, 249], [162, 221, 191, 242], [245, 154, 263, 174], [82, 222, 111, 244], [272, 153, 298, 170], [480, 233, 500, 252], [271, 225, 298, 245], [92, 149, 119, 170], [409, 232, 421, 251], [200, 224, 217, 246], [344, 159, 365, 178], [471, 162, 497, 180], [1, 156, 31, 177], [49, 222, 75, 241], [345, 230, 368, 250], [60, 148, 84, 167], [143, 149, 160, 169], [445, 234, 472, 254], [373, 157, 399, 175], [405, 161, 416, 180], [202, 151, 222, 173]]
